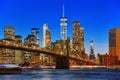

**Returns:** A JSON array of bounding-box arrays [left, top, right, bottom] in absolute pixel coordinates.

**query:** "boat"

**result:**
[[0, 64, 22, 74]]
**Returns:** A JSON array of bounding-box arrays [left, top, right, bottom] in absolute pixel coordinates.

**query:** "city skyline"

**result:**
[[0, 0, 120, 54]]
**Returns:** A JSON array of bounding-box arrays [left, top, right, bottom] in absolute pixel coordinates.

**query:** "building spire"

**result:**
[[63, 4, 64, 17]]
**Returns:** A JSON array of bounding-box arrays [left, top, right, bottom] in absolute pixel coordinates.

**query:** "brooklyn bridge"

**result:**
[[0, 42, 97, 69]]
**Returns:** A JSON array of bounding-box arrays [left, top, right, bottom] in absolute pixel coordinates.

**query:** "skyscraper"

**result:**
[[4, 26, 15, 42], [79, 28, 84, 51], [3, 26, 15, 63], [45, 29, 51, 49], [60, 5, 67, 40], [41, 24, 51, 64], [31, 28, 39, 47], [42, 24, 48, 48], [109, 27, 120, 60], [72, 21, 85, 58]]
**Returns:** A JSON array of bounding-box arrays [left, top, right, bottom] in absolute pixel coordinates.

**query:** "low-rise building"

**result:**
[[97, 53, 118, 66]]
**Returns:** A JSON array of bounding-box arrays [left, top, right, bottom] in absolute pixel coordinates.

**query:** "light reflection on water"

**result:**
[[0, 69, 120, 80]]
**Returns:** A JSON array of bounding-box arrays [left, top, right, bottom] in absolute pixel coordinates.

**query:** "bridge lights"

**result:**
[[16, 44, 18, 47], [5, 43, 8, 45]]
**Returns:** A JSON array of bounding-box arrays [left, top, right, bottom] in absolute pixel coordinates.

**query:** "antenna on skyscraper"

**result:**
[[63, 4, 65, 17]]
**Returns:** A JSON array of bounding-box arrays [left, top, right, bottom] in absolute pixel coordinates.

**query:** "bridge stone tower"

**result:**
[[56, 37, 70, 69]]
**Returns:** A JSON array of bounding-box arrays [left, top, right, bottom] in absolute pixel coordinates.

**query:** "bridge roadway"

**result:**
[[0, 43, 96, 66]]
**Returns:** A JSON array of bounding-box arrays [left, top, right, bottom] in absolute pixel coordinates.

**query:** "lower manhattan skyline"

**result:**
[[0, 0, 120, 55]]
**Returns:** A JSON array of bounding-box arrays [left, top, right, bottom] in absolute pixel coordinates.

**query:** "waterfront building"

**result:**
[[72, 21, 85, 59], [97, 53, 118, 66], [60, 5, 67, 40], [109, 27, 120, 61]]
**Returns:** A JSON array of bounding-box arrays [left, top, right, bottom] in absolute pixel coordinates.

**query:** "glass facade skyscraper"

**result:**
[[42, 24, 48, 48], [72, 21, 85, 58], [31, 28, 39, 46], [60, 5, 67, 40]]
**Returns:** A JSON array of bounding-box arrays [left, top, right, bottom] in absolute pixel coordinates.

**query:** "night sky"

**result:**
[[0, 0, 120, 55]]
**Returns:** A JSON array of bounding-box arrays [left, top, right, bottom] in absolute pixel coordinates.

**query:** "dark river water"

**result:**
[[0, 69, 120, 80]]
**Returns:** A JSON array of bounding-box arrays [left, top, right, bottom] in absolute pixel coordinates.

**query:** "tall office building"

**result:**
[[41, 24, 52, 64], [31, 28, 40, 63], [79, 28, 84, 51], [42, 24, 51, 63], [109, 27, 120, 60], [72, 21, 85, 58], [31, 28, 39, 47], [4, 26, 15, 42], [2, 26, 15, 63], [42, 24, 48, 48], [45, 29, 51, 49], [41, 24, 48, 64], [60, 5, 67, 40]]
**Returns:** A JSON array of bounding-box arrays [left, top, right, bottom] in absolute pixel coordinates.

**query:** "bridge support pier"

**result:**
[[56, 56, 69, 69]]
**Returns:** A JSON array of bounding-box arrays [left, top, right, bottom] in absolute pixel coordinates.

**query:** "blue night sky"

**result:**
[[0, 0, 120, 55]]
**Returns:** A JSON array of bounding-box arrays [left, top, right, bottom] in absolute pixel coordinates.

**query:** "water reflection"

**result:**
[[0, 69, 120, 80]]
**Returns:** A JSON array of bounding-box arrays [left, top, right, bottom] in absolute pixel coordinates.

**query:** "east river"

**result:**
[[0, 69, 120, 80]]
